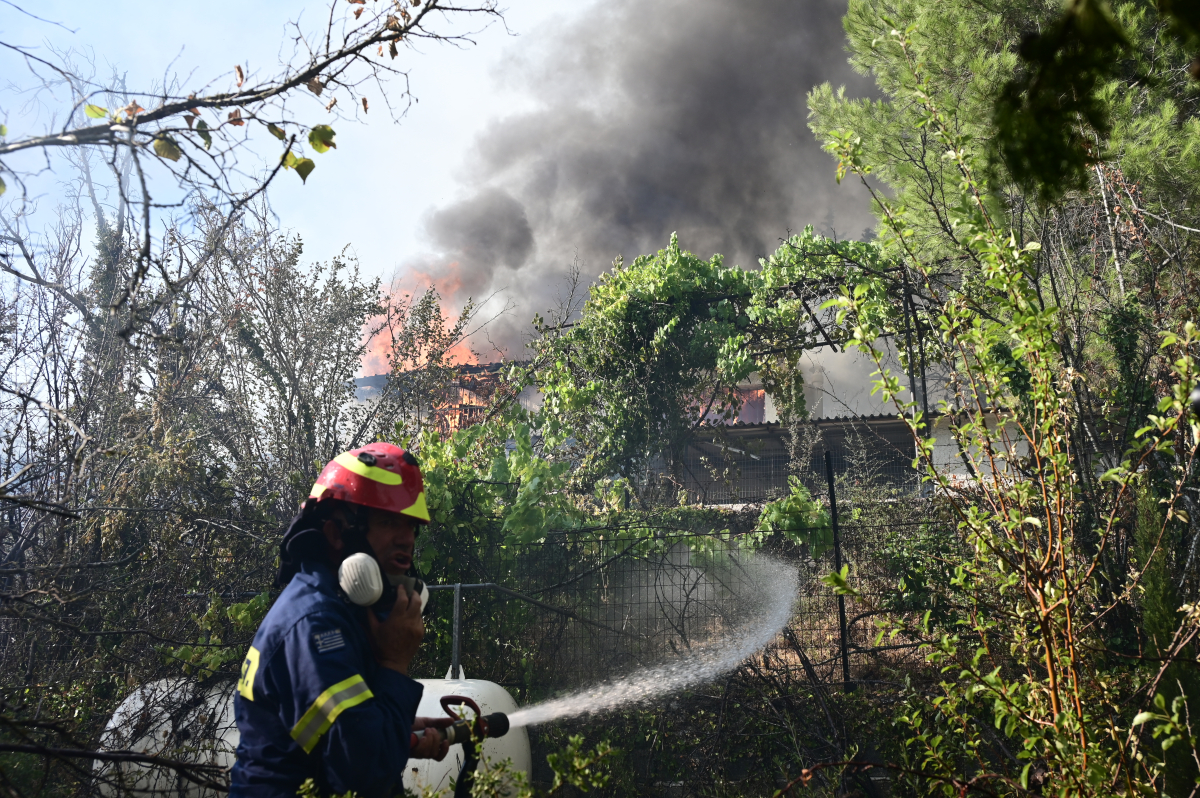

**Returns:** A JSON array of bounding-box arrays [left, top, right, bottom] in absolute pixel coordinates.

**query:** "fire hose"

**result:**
[[410, 695, 510, 798]]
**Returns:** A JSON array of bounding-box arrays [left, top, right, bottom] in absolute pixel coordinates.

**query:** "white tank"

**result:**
[[403, 673, 532, 796], [94, 679, 237, 798], [96, 675, 530, 797]]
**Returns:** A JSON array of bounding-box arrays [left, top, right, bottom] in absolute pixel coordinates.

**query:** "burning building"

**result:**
[[358, 363, 929, 505], [355, 362, 540, 438]]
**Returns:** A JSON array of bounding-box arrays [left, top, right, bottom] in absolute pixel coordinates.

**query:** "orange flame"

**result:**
[[360, 262, 479, 377]]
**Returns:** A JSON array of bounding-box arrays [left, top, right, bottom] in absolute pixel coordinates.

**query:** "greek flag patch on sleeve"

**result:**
[[313, 629, 346, 654]]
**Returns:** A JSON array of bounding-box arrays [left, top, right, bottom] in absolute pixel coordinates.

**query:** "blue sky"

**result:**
[[2, 0, 578, 278]]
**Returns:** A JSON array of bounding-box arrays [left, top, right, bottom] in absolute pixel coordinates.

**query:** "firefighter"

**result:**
[[230, 443, 450, 798]]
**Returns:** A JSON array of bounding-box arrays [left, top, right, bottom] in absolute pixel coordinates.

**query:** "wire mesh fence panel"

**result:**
[[421, 498, 946, 697], [676, 453, 793, 504], [418, 533, 787, 692]]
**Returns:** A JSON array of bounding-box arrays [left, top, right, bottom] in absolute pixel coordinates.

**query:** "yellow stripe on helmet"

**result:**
[[333, 452, 403, 485], [399, 490, 430, 523]]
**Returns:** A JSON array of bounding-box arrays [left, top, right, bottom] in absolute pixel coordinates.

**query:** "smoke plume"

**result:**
[[402, 0, 877, 356]]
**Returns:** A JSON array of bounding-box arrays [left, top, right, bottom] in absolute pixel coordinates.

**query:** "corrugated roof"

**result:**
[[701, 412, 910, 429]]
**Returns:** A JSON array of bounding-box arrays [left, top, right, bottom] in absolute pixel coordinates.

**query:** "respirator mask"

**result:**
[[338, 551, 430, 616]]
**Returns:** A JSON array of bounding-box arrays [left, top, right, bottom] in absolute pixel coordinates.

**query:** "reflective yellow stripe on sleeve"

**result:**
[[290, 675, 374, 754]]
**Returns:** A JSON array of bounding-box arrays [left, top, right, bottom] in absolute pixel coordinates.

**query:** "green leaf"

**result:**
[[487, 455, 511, 484], [84, 104, 108, 119], [1099, 467, 1127, 483], [294, 157, 316, 183], [0, 176, 5, 197], [0, 124, 6, 138], [756, 477, 832, 553], [152, 135, 182, 162], [196, 119, 213, 149], [1132, 711, 1157, 726], [820, 565, 860, 597], [308, 124, 337, 154], [267, 123, 286, 141], [282, 150, 299, 169]]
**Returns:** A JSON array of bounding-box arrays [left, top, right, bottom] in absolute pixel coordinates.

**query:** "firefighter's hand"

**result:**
[[410, 717, 452, 761], [368, 587, 424, 675]]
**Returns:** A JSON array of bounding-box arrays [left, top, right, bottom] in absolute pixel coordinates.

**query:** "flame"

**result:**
[[738, 389, 766, 424], [360, 261, 478, 377]]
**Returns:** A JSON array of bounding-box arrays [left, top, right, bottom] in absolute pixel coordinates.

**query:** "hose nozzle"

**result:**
[[410, 695, 510, 748], [437, 710, 510, 746]]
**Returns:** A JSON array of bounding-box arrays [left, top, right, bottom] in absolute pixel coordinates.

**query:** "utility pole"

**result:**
[[451, 582, 462, 679], [901, 270, 921, 423]]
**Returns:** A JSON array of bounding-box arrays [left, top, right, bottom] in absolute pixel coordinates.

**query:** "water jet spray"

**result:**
[[408, 556, 798, 793], [505, 556, 798, 730]]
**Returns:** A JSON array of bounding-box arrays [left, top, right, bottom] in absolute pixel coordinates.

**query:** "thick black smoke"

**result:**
[[407, 0, 876, 355]]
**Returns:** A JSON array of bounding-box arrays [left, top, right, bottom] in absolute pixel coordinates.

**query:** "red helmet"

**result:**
[[308, 443, 430, 523]]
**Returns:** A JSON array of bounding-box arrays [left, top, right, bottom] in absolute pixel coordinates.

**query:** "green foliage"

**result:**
[[152, 134, 183, 162], [755, 477, 832, 554], [415, 415, 585, 551], [295, 736, 613, 798], [875, 520, 966, 627], [810, 0, 1200, 270], [160, 592, 270, 677], [1136, 486, 1200, 795], [746, 227, 895, 425], [818, 18, 1200, 793], [1105, 296, 1154, 418], [196, 118, 213, 149], [986, 341, 1031, 400], [819, 564, 859, 598], [545, 735, 613, 794], [531, 227, 897, 492], [308, 124, 337, 153], [532, 232, 757, 486], [227, 592, 272, 631], [497, 427, 576, 544], [283, 150, 317, 183], [991, 0, 1200, 204], [993, 0, 1130, 202]]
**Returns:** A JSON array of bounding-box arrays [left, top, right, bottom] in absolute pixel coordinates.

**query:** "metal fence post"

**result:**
[[451, 582, 462, 679], [824, 450, 853, 691]]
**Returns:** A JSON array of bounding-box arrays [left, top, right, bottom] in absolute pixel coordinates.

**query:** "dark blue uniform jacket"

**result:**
[[230, 560, 423, 797]]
